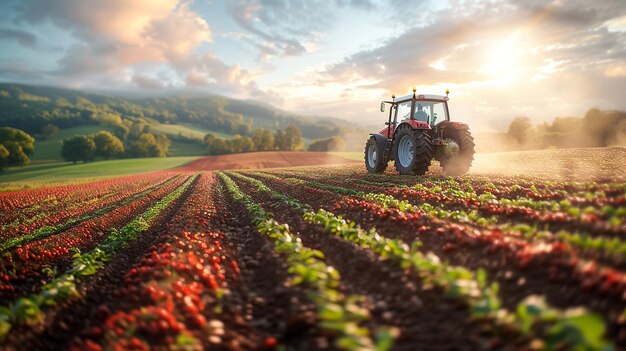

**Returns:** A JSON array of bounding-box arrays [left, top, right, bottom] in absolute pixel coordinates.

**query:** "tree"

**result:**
[[154, 133, 171, 155], [112, 124, 129, 141], [61, 135, 96, 164], [274, 129, 286, 150], [0, 144, 9, 171], [128, 133, 167, 157], [507, 117, 533, 145], [40, 123, 59, 140], [253, 128, 275, 151], [583, 109, 626, 146], [229, 135, 255, 153], [283, 124, 304, 151], [308, 136, 346, 151], [207, 138, 228, 155], [129, 122, 146, 138], [92, 131, 124, 159], [0, 127, 35, 167]]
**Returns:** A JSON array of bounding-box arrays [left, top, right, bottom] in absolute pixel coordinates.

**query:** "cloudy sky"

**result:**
[[0, 0, 624, 130]]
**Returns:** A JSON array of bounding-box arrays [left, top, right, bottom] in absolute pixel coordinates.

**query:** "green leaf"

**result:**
[[0, 320, 10, 342], [319, 303, 345, 321]]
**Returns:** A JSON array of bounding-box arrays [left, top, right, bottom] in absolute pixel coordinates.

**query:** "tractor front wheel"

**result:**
[[440, 129, 475, 176], [393, 125, 433, 175], [364, 137, 387, 173]]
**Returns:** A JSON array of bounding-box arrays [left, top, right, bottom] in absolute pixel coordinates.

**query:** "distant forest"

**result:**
[[475, 109, 626, 153], [0, 83, 352, 140]]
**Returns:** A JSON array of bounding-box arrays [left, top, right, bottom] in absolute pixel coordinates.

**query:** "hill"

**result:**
[[0, 83, 355, 141]]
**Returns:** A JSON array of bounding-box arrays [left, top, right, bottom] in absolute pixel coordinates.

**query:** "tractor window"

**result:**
[[397, 102, 411, 122], [431, 101, 448, 125], [414, 104, 429, 123]]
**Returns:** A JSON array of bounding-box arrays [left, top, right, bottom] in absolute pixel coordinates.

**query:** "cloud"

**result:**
[[132, 74, 165, 88], [226, 0, 375, 59], [267, 0, 626, 127], [2, 0, 274, 99], [321, 0, 626, 90], [0, 28, 37, 47], [0, 63, 44, 80]]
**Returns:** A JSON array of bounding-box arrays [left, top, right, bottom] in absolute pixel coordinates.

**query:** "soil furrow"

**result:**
[[244, 171, 626, 347], [231, 173, 528, 350]]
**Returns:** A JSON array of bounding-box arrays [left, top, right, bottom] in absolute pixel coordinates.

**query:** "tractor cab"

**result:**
[[366, 88, 475, 176], [380, 95, 450, 136]]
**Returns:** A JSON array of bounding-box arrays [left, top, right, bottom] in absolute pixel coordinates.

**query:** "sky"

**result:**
[[0, 0, 624, 131]]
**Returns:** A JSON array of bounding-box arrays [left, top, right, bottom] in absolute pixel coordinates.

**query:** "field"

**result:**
[[0, 157, 199, 191], [28, 125, 207, 163], [0, 148, 624, 350], [150, 123, 233, 140]]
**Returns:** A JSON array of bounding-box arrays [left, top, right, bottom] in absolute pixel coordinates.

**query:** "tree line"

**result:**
[[61, 129, 171, 164], [507, 108, 626, 149], [204, 124, 304, 155], [0, 127, 34, 171], [0, 125, 172, 170]]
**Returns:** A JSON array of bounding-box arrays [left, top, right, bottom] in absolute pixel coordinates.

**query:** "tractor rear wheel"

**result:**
[[440, 129, 475, 176], [393, 125, 433, 175], [364, 137, 387, 173]]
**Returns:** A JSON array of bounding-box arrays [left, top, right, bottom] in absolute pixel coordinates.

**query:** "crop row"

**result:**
[[345, 177, 626, 236], [277, 174, 626, 267], [0, 175, 196, 342], [0, 172, 176, 216], [234, 171, 611, 350], [254, 171, 626, 302], [68, 173, 239, 350], [268, 168, 626, 238], [0, 174, 177, 239], [0, 175, 178, 244], [220, 173, 395, 351], [265, 165, 626, 205], [0, 175, 194, 302]]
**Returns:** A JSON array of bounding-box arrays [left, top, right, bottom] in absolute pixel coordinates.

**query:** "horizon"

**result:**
[[0, 0, 625, 131]]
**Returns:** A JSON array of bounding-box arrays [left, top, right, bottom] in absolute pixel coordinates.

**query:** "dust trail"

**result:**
[[467, 147, 626, 180]]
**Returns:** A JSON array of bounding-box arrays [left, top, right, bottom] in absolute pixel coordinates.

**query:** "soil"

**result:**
[[242, 172, 626, 348], [179, 151, 358, 171]]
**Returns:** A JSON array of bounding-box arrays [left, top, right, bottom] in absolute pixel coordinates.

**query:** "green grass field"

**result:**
[[167, 141, 207, 156], [31, 125, 111, 162], [0, 157, 198, 190], [151, 123, 232, 139], [30, 125, 209, 162]]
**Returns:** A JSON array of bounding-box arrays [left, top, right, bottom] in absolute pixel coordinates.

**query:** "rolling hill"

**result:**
[[0, 83, 355, 141]]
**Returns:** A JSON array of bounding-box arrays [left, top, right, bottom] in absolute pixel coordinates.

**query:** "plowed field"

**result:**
[[1, 148, 624, 350]]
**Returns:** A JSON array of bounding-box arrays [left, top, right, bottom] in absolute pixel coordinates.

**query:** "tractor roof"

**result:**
[[393, 93, 447, 103]]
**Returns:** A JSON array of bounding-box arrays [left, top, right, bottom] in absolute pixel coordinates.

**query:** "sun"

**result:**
[[481, 34, 523, 81]]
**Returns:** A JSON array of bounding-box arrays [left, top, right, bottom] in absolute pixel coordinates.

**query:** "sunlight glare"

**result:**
[[481, 34, 523, 83]]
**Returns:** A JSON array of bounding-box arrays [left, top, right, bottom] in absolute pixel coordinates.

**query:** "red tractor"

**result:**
[[364, 89, 475, 176]]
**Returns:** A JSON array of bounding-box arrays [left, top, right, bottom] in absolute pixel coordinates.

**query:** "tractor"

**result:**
[[364, 88, 475, 176]]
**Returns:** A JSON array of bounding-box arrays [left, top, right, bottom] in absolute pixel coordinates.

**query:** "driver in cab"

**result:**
[[414, 104, 429, 123]]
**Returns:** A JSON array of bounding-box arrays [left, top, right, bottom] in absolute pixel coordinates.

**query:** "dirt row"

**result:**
[[274, 172, 626, 269], [0, 175, 188, 303], [240, 171, 626, 347], [5, 175, 199, 350], [179, 151, 358, 171], [227, 173, 529, 350], [3, 172, 335, 350]]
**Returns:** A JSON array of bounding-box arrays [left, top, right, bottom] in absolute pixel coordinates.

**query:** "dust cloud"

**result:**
[[467, 147, 626, 180]]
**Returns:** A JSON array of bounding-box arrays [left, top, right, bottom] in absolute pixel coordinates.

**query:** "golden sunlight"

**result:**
[[481, 33, 523, 82]]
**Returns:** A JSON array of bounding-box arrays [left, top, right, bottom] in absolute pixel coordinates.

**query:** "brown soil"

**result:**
[[178, 151, 358, 171]]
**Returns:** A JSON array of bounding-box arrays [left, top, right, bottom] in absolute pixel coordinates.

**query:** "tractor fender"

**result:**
[[369, 133, 388, 157], [398, 120, 430, 130], [439, 120, 469, 130]]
